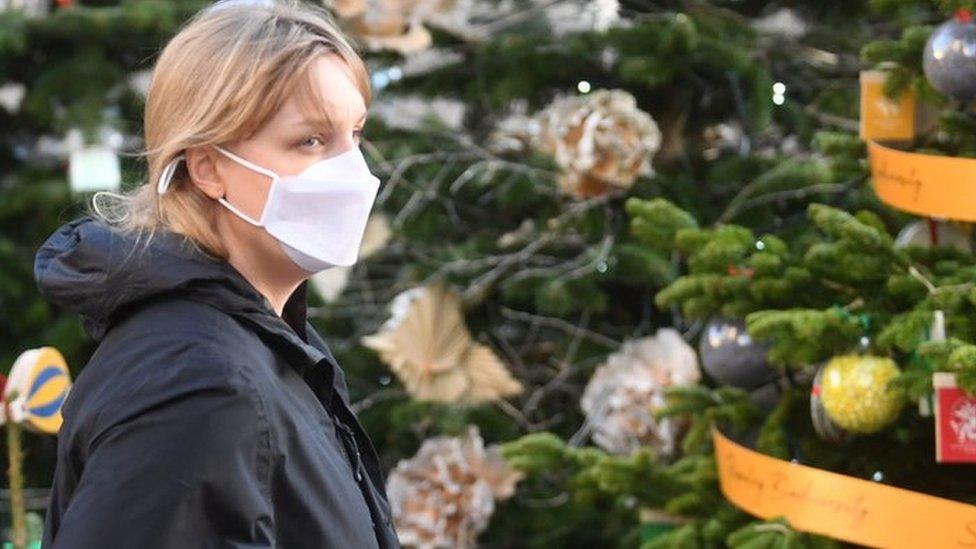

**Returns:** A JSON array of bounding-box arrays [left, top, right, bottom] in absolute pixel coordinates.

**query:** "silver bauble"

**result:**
[[698, 317, 777, 390], [923, 15, 976, 102]]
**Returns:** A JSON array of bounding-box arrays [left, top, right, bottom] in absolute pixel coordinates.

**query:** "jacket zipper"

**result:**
[[331, 413, 365, 483]]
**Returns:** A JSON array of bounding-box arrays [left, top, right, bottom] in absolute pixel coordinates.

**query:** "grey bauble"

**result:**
[[923, 14, 976, 102], [749, 367, 815, 412], [749, 377, 788, 411], [698, 317, 777, 390]]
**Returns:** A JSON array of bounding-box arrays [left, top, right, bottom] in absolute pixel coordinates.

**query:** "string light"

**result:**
[[772, 81, 786, 105], [371, 66, 405, 91], [577, 80, 592, 93]]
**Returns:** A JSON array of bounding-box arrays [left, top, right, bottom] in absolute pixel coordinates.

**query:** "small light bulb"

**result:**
[[772, 93, 785, 106], [773, 82, 786, 95], [372, 72, 391, 90], [577, 80, 591, 93]]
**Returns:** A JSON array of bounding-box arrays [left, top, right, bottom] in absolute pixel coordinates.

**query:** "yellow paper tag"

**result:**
[[860, 70, 916, 141]]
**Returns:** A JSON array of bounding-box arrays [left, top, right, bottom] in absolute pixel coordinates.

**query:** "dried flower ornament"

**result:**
[[361, 283, 523, 403], [580, 328, 701, 456], [386, 426, 523, 548]]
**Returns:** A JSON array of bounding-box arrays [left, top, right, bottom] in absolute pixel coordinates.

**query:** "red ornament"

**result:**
[[726, 264, 755, 278], [935, 373, 976, 463]]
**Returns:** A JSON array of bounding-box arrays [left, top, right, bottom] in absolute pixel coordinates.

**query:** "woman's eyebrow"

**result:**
[[293, 109, 367, 130], [292, 117, 332, 130]]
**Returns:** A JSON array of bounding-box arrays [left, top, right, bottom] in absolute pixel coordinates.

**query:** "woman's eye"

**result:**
[[300, 129, 362, 148], [299, 136, 324, 148]]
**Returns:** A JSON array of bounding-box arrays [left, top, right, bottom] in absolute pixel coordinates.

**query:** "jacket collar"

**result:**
[[251, 279, 348, 403], [181, 271, 348, 409]]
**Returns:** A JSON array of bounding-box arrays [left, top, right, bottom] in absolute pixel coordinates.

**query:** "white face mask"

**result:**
[[156, 145, 381, 274]]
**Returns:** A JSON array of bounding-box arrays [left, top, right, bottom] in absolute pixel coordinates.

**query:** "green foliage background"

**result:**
[[3, 0, 976, 547]]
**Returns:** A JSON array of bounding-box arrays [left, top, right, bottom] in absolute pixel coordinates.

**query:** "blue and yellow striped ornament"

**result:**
[[4, 347, 71, 434]]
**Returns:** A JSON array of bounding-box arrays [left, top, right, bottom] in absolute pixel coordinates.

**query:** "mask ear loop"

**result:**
[[212, 145, 279, 227], [157, 154, 186, 194], [213, 145, 279, 179]]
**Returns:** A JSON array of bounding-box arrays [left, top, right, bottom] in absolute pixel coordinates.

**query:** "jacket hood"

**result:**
[[33, 216, 325, 360], [33, 215, 349, 405]]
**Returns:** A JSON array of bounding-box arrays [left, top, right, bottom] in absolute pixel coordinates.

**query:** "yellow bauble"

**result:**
[[820, 354, 905, 434]]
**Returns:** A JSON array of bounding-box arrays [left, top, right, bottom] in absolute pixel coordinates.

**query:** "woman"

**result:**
[[33, 1, 399, 547]]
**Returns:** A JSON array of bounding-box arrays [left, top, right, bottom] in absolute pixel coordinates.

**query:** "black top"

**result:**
[[33, 215, 400, 548]]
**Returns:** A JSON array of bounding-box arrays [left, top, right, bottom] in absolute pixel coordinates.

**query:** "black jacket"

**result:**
[[33, 215, 401, 549]]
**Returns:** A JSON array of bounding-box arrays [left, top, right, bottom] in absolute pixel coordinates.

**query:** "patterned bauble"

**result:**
[[698, 317, 777, 390], [818, 354, 905, 434], [923, 11, 976, 102]]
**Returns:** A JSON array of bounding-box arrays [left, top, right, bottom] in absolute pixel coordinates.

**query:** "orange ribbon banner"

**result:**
[[712, 428, 976, 548], [868, 140, 976, 222]]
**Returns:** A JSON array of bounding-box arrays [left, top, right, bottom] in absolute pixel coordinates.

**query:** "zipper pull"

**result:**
[[333, 414, 365, 482]]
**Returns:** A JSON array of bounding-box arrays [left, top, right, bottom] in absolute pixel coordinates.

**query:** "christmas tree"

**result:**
[[4, 0, 976, 547]]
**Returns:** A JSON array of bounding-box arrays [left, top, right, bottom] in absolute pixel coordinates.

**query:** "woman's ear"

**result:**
[[184, 146, 224, 199]]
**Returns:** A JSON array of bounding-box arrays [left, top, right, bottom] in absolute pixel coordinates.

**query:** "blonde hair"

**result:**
[[90, 0, 372, 261]]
